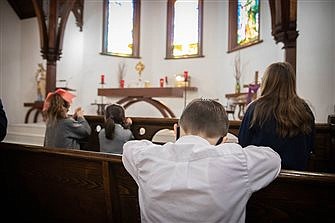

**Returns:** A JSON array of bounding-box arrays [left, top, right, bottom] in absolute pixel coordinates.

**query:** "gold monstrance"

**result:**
[[135, 61, 145, 85]]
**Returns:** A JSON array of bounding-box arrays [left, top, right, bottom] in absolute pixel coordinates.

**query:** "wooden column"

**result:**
[[269, 0, 298, 72], [32, 0, 83, 94]]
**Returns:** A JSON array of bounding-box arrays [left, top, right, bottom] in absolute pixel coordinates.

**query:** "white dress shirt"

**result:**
[[122, 135, 281, 223]]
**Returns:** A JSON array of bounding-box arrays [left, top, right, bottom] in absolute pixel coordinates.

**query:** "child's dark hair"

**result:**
[[179, 98, 229, 138], [104, 104, 129, 140]]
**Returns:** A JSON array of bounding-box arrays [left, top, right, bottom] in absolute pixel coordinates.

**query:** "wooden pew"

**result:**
[[0, 142, 140, 223], [81, 115, 178, 151], [1, 142, 335, 223], [246, 170, 335, 223], [83, 116, 335, 173]]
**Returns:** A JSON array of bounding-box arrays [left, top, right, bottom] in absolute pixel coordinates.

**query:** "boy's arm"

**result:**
[[122, 140, 153, 184], [244, 145, 281, 192]]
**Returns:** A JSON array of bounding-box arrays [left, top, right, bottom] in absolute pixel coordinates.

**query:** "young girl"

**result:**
[[43, 89, 91, 149], [99, 104, 134, 154], [238, 62, 315, 170]]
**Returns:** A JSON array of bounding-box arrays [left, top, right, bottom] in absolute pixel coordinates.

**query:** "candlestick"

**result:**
[[165, 76, 168, 86], [255, 71, 259, 84]]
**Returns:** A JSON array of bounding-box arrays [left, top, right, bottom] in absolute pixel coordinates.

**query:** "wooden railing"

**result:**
[[1, 142, 335, 223]]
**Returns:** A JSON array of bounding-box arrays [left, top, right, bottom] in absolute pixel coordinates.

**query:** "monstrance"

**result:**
[[135, 61, 145, 86]]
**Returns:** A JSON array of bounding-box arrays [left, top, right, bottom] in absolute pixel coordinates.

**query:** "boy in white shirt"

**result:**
[[122, 98, 281, 223]]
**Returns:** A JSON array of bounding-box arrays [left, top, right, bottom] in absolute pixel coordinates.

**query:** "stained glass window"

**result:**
[[228, 0, 262, 52], [102, 0, 140, 58], [237, 0, 259, 46], [166, 0, 203, 59]]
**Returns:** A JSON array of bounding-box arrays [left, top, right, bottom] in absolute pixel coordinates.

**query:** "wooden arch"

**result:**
[[32, 0, 84, 95]]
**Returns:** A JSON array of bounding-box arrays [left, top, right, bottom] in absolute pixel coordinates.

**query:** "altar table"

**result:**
[[23, 101, 44, 123], [98, 87, 197, 118], [225, 92, 249, 120]]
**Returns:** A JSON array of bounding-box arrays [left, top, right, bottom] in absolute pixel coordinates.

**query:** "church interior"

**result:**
[[0, 0, 335, 222]]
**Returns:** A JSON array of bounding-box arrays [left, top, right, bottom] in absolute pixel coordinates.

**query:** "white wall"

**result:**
[[297, 0, 335, 121], [1, 0, 334, 123], [0, 0, 22, 123]]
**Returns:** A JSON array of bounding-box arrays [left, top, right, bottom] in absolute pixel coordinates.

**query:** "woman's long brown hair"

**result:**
[[251, 62, 314, 138]]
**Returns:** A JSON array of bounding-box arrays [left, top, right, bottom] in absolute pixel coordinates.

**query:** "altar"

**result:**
[[98, 87, 197, 118]]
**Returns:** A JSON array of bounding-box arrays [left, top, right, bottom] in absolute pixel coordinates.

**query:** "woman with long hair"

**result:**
[[98, 104, 134, 154], [43, 89, 91, 149], [238, 62, 315, 170]]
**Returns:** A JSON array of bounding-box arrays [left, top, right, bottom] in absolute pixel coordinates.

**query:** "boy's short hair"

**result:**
[[179, 98, 229, 138]]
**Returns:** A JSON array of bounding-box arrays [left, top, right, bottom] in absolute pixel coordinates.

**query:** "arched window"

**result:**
[[166, 0, 204, 59], [102, 0, 141, 58], [228, 0, 262, 52]]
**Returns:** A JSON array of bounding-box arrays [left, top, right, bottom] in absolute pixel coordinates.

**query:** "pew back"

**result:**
[[1, 142, 335, 223], [84, 116, 335, 173]]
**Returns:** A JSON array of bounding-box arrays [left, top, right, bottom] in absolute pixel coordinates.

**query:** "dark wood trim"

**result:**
[[98, 87, 197, 98], [1, 142, 335, 222], [132, 0, 141, 57], [102, 0, 109, 53], [82, 116, 335, 173], [166, 0, 176, 59], [102, 161, 116, 222], [99, 52, 141, 59], [227, 40, 263, 53], [164, 55, 205, 60], [71, 0, 84, 31], [7, 0, 37, 19]]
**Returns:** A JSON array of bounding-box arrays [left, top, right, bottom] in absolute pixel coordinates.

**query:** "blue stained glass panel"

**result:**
[[237, 0, 259, 46]]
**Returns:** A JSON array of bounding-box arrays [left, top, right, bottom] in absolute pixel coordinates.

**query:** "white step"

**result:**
[[3, 123, 46, 146]]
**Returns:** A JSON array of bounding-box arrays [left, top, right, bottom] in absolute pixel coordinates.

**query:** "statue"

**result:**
[[35, 63, 46, 101]]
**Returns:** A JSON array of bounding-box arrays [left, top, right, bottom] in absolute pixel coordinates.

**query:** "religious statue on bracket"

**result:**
[[135, 61, 145, 87], [35, 63, 46, 101]]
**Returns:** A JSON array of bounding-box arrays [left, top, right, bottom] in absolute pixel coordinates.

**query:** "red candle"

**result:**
[[101, 74, 105, 84], [120, 79, 125, 88], [160, 78, 164, 87], [183, 71, 188, 82]]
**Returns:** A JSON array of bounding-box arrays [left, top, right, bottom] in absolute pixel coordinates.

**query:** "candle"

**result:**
[[101, 74, 105, 84], [183, 71, 188, 82], [160, 78, 164, 87], [120, 79, 125, 88]]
